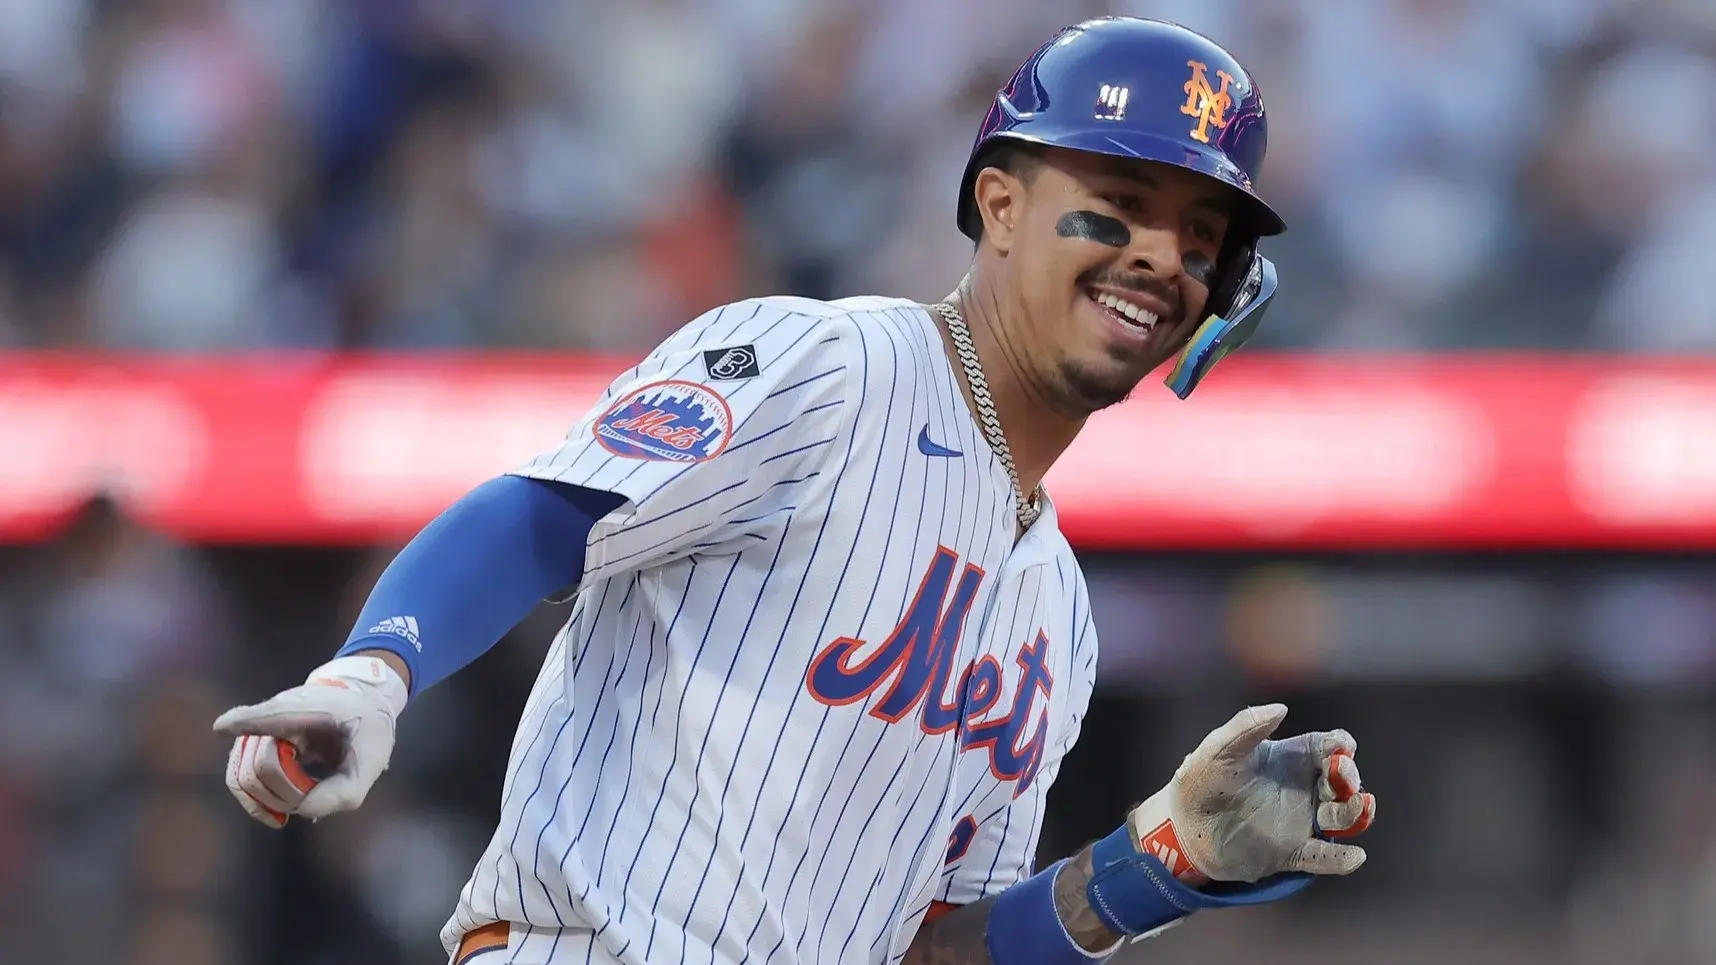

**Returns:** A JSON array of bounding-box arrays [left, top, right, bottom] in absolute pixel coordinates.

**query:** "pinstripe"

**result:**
[[505, 923, 534, 965], [595, 470, 820, 572], [981, 806, 1015, 892], [839, 748, 950, 960], [765, 366, 847, 399], [757, 437, 836, 466], [630, 552, 746, 957], [576, 562, 686, 922], [768, 318, 918, 962], [821, 310, 969, 963], [444, 298, 1100, 965], [530, 637, 626, 928], [540, 606, 651, 923], [726, 399, 843, 454], [514, 573, 638, 920], [617, 552, 737, 927], [465, 624, 573, 933], [711, 325, 872, 962], [541, 303, 765, 485], [866, 305, 1008, 961], [617, 326, 837, 504], [738, 322, 901, 965], [502, 579, 623, 922], [819, 308, 956, 961], [671, 517, 798, 965], [869, 302, 1006, 959], [546, 303, 806, 497]]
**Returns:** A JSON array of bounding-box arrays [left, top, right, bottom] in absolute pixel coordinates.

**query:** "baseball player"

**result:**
[[216, 18, 1377, 965]]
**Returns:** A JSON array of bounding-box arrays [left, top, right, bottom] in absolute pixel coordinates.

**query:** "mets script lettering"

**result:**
[[1180, 59, 1234, 144], [606, 409, 710, 450], [804, 547, 1054, 797]]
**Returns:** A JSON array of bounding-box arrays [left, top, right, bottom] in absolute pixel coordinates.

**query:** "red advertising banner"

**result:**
[[2, 353, 1714, 550]]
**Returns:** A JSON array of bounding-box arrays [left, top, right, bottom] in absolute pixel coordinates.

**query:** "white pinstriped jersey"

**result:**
[[443, 295, 1100, 965]]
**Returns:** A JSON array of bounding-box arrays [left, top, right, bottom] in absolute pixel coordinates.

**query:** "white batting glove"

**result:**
[[1128, 704, 1376, 885], [213, 655, 408, 828]]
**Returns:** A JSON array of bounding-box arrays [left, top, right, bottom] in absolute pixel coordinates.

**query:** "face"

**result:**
[[972, 147, 1235, 414]]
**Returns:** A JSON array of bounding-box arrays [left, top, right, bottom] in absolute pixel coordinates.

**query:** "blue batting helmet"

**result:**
[[958, 17, 1283, 399]]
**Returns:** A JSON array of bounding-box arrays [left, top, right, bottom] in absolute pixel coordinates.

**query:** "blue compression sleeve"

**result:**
[[335, 475, 625, 698]]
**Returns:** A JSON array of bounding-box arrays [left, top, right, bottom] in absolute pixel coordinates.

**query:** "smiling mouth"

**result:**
[[1085, 287, 1161, 334]]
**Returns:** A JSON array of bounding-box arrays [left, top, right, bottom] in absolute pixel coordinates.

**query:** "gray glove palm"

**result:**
[[1128, 704, 1376, 885]]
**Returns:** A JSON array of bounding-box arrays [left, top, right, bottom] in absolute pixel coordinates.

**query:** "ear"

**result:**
[[972, 166, 1027, 252]]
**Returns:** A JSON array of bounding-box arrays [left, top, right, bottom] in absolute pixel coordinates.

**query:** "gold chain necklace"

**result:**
[[929, 301, 1043, 530]]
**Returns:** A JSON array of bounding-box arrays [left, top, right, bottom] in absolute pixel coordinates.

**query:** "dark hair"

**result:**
[[969, 141, 1048, 243]]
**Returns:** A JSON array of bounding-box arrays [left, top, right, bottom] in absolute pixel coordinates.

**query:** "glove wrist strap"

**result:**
[[306, 655, 409, 717], [1086, 823, 1318, 939], [1124, 787, 1209, 886]]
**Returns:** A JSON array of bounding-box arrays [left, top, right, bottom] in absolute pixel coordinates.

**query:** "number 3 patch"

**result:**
[[702, 344, 760, 381]]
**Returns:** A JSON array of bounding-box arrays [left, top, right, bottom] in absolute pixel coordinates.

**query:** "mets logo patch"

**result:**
[[594, 379, 735, 463]]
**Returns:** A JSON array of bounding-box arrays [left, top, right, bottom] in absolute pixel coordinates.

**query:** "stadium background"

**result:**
[[2, 0, 1715, 963]]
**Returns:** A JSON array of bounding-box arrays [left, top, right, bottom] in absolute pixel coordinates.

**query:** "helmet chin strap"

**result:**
[[1163, 255, 1277, 399]]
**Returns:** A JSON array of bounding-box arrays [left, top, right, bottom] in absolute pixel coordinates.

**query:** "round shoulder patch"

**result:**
[[594, 379, 735, 463]]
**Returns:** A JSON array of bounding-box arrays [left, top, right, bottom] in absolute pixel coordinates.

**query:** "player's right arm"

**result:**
[[902, 705, 1377, 965], [214, 299, 859, 828]]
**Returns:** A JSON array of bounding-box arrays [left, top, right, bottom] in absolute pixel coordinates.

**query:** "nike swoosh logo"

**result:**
[[917, 425, 962, 458]]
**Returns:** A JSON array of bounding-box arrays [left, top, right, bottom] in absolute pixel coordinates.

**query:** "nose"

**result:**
[[1125, 224, 1184, 282]]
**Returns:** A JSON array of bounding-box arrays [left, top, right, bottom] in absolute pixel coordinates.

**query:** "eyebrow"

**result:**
[[1100, 168, 1232, 220]]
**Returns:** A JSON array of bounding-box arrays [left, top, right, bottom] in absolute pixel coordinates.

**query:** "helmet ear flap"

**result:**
[[1204, 228, 1259, 324], [1165, 242, 1277, 399]]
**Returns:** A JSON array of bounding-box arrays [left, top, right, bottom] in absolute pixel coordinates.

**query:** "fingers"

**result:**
[[1318, 792, 1376, 837], [1195, 704, 1290, 763], [225, 735, 295, 828], [1316, 746, 1375, 837], [257, 739, 321, 798], [1284, 837, 1367, 876], [297, 719, 389, 819], [1320, 749, 1361, 802], [298, 775, 367, 820], [1309, 729, 1358, 767], [217, 664, 400, 828], [213, 687, 349, 740]]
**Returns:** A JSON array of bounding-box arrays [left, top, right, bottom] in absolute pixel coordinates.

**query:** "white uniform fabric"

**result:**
[[443, 296, 1099, 965]]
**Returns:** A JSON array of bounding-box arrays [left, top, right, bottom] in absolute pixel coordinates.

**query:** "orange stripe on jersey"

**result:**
[[923, 901, 961, 924], [453, 922, 510, 963]]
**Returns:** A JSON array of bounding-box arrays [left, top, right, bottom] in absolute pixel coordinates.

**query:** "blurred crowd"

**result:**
[[5, 1, 1716, 964], [2, 499, 1716, 965], [0, 0, 1714, 354]]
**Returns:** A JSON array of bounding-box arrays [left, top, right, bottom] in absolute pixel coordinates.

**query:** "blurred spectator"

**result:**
[[0, 496, 237, 963], [4, 3, 1716, 964], [0, 0, 1705, 352]]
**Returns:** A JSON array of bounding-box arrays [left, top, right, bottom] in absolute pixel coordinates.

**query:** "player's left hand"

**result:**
[[1127, 704, 1376, 886], [213, 655, 407, 828]]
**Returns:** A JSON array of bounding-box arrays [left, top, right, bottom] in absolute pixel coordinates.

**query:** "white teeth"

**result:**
[[1093, 291, 1158, 330]]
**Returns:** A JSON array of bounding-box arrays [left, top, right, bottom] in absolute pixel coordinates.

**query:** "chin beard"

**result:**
[[1059, 359, 1143, 414]]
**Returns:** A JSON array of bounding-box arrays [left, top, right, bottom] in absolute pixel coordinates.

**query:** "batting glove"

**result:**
[[213, 655, 408, 828], [1128, 704, 1376, 885]]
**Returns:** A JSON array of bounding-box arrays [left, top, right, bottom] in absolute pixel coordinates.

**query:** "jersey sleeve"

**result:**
[[938, 590, 1099, 904], [511, 299, 856, 583]]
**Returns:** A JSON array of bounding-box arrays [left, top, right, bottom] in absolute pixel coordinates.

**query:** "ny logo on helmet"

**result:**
[[1180, 60, 1234, 144]]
